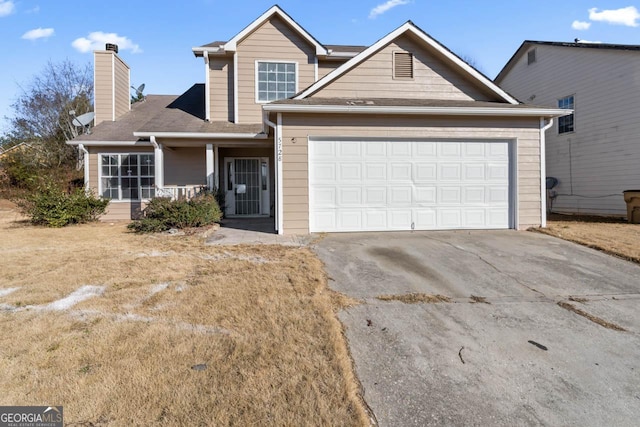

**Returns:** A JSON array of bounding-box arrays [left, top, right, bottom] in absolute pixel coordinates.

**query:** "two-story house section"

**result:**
[[496, 41, 640, 218], [69, 5, 566, 234]]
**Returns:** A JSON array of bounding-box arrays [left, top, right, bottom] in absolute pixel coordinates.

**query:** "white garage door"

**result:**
[[308, 139, 512, 232]]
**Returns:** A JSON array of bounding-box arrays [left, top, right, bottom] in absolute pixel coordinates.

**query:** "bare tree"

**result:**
[[6, 60, 93, 168]]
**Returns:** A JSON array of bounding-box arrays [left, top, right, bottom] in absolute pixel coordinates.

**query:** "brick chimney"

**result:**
[[94, 44, 131, 126]]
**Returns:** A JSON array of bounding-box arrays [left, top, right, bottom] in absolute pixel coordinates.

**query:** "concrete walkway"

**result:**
[[205, 217, 313, 246]]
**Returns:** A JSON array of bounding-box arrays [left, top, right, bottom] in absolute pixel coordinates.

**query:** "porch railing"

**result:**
[[155, 185, 207, 201]]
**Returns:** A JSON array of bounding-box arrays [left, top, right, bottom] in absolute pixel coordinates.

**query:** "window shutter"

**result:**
[[394, 52, 413, 79]]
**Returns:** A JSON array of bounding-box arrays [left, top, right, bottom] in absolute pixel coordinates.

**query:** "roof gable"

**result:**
[[495, 40, 640, 83], [224, 5, 327, 56], [296, 21, 518, 104]]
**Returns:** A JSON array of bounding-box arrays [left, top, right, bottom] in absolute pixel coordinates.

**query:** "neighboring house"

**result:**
[[496, 41, 640, 218], [68, 5, 565, 234]]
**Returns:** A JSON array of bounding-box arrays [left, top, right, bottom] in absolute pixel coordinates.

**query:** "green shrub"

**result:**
[[128, 192, 222, 233], [20, 184, 109, 227]]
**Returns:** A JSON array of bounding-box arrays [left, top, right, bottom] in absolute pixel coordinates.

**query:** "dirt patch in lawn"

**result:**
[[0, 206, 369, 426], [534, 214, 640, 264]]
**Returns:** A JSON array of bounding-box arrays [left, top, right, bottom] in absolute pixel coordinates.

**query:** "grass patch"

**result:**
[[377, 293, 451, 304], [533, 214, 640, 264], [0, 205, 369, 426]]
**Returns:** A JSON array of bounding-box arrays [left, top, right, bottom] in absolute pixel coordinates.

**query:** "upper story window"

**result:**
[[558, 95, 575, 134], [256, 61, 297, 102], [393, 51, 414, 79]]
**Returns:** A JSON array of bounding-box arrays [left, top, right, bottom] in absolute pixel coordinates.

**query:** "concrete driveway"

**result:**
[[312, 230, 640, 427]]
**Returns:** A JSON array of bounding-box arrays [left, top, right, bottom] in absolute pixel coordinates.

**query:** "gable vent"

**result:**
[[394, 52, 414, 79], [527, 48, 536, 65]]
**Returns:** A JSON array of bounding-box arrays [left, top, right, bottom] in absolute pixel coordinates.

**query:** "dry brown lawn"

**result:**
[[0, 204, 369, 426], [534, 213, 640, 263]]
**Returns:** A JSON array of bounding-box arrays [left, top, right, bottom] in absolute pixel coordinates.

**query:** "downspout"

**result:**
[[150, 136, 164, 190], [263, 112, 280, 234], [78, 144, 89, 191], [204, 54, 211, 121], [540, 118, 554, 228]]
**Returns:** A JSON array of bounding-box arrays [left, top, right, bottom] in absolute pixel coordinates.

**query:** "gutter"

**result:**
[[262, 104, 571, 118], [132, 131, 268, 139]]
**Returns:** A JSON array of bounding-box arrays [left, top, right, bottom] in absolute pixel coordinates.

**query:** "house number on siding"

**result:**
[[277, 137, 283, 162]]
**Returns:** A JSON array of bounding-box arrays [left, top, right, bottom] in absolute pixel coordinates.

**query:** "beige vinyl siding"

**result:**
[[113, 54, 130, 120], [498, 45, 640, 216], [94, 52, 113, 126], [88, 146, 152, 221], [312, 34, 498, 101], [210, 56, 234, 121], [317, 60, 342, 79], [236, 16, 317, 123], [164, 147, 206, 186], [280, 114, 541, 234], [94, 51, 130, 126]]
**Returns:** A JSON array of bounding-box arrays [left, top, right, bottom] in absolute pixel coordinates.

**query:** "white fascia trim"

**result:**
[[234, 52, 239, 123], [296, 22, 518, 104], [66, 140, 147, 146], [224, 5, 328, 57], [263, 104, 572, 117], [192, 46, 224, 56], [204, 55, 211, 121], [132, 131, 268, 139]]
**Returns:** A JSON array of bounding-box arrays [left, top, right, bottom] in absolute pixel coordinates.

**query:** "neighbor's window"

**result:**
[[256, 61, 297, 102], [558, 95, 575, 134], [100, 153, 155, 200]]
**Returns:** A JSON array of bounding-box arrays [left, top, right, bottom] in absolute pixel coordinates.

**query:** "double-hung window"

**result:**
[[100, 153, 155, 200], [558, 95, 575, 134], [256, 61, 297, 102]]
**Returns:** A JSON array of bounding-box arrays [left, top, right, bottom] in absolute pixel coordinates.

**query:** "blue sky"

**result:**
[[2, 0, 640, 132]]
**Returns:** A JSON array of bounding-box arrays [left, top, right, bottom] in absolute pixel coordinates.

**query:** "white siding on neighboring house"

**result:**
[[498, 45, 640, 217]]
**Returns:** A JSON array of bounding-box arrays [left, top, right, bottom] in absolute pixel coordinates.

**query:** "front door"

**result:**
[[225, 158, 270, 216]]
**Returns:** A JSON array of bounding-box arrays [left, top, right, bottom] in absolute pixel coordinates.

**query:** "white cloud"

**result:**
[[369, 0, 410, 19], [22, 27, 54, 40], [576, 39, 602, 44], [26, 6, 40, 14], [0, 0, 15, 17], [588, 6, 640, 27], [72, 31, 141, 54], [572, 20, 591, 30]]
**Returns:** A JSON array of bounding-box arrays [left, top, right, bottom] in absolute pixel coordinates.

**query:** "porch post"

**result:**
[[150, 136, 164, 189], [206, 143, 214, 190], [214, 145, 220, 189]]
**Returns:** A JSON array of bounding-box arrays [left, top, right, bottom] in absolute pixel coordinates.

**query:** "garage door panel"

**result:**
[[338, 187, 362, 206], [338, 141, 361, 157], [365, 163, 387, 180], [439, 164, 462, 180], [390, 163, 412, 181], [389, 187, 413, 204], [308, 139, 512, 232], [390, 141, 411, 157], [339, 163, 362, 181]]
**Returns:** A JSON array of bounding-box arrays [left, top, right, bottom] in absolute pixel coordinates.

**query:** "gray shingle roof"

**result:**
[[73, 84, 262, 142]]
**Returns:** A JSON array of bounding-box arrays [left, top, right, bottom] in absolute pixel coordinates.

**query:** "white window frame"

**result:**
[[254, 60, 298, 104], [558, 94, 575, 134], [98, 153, 155, 202]]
